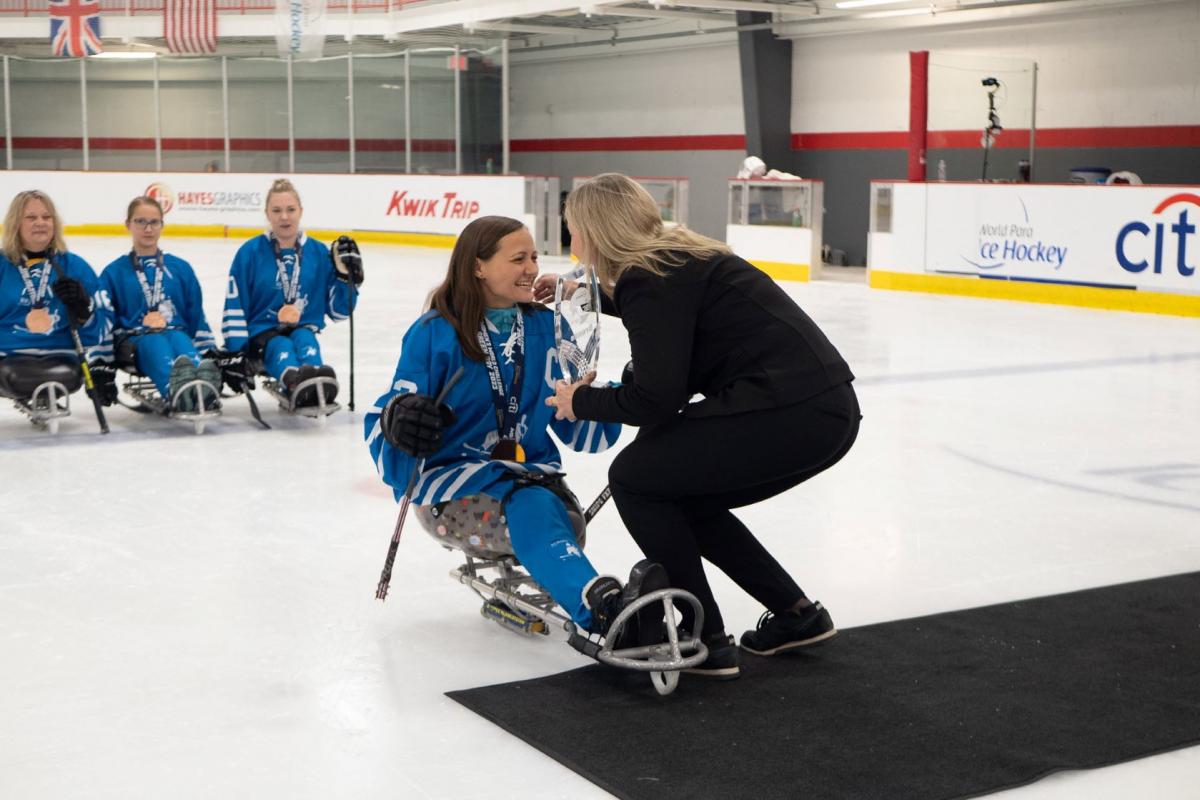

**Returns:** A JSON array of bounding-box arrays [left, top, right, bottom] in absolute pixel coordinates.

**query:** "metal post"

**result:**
[[3, 56, 12, 170], [453, 45, 462, 174], [1028, 61, 1038, 182], [347, 52, 356, 174], [222, 56, 231, 172], [287, 54, 295, 173], [404, 49, 411, 173], [501, 39, 509, 175], [153, 55, 162, 171], [80, 58, 89, 170]]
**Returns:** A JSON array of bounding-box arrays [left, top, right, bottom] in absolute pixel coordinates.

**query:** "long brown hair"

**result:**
[[428, 215, 527, 362], [565, 173, 729, 294]]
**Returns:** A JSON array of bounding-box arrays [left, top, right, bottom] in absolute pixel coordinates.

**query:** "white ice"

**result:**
[[2, 236, 1198, 799]]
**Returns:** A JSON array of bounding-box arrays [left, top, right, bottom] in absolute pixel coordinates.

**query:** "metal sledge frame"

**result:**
[[121, 374, 222, 435], [451, 554, 709, 696], [8, 380, 72, 434], [260, 374, 340, 425]]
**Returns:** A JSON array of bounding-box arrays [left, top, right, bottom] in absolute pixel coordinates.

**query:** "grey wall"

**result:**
[[511, 149, 744, 242]]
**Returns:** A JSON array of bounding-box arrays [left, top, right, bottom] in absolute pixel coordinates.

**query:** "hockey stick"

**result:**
[[375, 365, 465, 601], [348, 279, 357, 412], [584, 484, 612, 523], [49, 255, 109, 435]]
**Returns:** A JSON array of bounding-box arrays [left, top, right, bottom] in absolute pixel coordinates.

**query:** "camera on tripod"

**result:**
[[981, 77, 1000, 89]]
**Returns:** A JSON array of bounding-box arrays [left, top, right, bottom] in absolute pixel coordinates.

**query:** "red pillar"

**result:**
[[909, 50, 929, 182]]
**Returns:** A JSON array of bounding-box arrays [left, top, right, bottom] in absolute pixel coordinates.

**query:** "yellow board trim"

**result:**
[[747, 260, 810, 282], [869, 269, 1200, 318], [64, 224, 457, 249]]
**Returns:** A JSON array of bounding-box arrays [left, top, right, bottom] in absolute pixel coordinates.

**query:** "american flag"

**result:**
[[165, 0, 218, 54], [49, 0, 103, 58]]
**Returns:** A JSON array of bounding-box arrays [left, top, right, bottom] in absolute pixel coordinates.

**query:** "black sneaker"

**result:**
[[683, 633, 741, 680], [583, 574, 624, 636], [740, 602, 837, 656]]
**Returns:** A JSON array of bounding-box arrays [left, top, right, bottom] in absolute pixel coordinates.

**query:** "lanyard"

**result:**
[[475, 309, 525, 444], [270, 234, 302, 303], [16, 254, 53, 308], [128, 250, 165, 310]]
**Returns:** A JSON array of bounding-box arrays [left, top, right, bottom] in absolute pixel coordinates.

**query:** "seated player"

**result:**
[[0, 189, 111, 406], [216, 178, 362, 408], [365, 215, 667, 642], [99, 195, 220, 411]]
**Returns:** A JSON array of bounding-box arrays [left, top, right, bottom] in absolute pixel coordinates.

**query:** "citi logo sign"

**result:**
[[1115, 193, 1198, 277], [145, 182, 176, 215]]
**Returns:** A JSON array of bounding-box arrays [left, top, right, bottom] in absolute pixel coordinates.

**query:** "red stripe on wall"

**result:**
[[792, 125, 1200, 150], [511, 134, 745, 152], [4, 137, 455, 153]]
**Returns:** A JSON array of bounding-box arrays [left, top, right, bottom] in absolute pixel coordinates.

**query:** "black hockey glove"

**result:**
[[208, 349, 251, 394], [51, 277, 92, 325], [382, 392, 456, 458], [330, 235, 364, 286], [86, 361, 118, 406]]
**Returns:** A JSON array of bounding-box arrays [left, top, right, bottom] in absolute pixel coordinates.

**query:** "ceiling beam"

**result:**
[[597, 4, 729, 21], [660, 0, 817, 15]]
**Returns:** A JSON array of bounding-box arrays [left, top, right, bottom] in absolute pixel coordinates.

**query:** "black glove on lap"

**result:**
[[51, 277, 92, 325]]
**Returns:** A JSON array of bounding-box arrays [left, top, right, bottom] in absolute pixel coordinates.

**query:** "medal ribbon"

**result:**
[[270, 234, 302, 304], [129, 250, 165, 311], [475, 309, 525, 448], [16, 255, 53, 309]]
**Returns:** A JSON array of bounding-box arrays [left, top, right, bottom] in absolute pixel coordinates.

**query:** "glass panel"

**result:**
[[747, 183, 811, 227], [871, 185, 893, 233], [9, 58, 83, 170], [227, 57, 289, 174], [410, 49, 456, 174], [352, 52, 407, 174], [158, 57, 226, 173], [460, 47, 502, 175], [293, 55, 349, 174], [1, 58, 9, 169], [84, 58, 157, 172]]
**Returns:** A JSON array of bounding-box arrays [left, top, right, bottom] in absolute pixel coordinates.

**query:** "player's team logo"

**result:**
[[145, 182, 176, 215]]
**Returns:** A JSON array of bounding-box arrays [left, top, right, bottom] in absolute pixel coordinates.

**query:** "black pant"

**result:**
[[608, 382, 861, 637]]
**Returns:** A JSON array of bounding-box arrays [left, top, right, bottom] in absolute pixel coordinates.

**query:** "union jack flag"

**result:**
[[49, 0, 103, 58]]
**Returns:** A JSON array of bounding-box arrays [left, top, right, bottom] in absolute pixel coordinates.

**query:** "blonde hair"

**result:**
[[126, 195, 164, 224], [265, 178, 301, 209], [3, 190, 68, 264], [565, 173, 730, 292]]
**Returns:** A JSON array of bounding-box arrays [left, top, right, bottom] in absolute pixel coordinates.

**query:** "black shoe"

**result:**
[[583, 560, 670, 650], [683, 632, 741, 680], [740, 602, 837, 656], [314, 364, 338, 404]]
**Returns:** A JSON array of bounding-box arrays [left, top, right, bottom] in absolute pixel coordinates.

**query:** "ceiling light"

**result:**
[[835, 0, 913, 8]]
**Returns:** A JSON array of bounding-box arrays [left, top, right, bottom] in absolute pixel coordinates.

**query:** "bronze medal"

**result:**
[[490, 439, 526, 463], [25, 307, 52, 334], [277, 303, 301, 324], [143, 311, 167, 329]]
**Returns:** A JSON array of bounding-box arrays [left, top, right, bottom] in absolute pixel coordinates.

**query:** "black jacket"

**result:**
[[572, 252, 853, 426]]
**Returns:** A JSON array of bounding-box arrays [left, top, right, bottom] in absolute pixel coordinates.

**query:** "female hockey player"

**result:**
[[99, 196, 220, 410], [365, 215, 670, 642], [218, 178, 362, 408], [543, 173, 861, 679], [0, 189, 112, 406]]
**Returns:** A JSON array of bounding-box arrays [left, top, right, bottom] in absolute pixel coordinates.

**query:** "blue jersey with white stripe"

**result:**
[[220, 232, 356, 352], [365, 307, 622, 505], [99, 252, 216, 352], [0, 251, 111, 360]]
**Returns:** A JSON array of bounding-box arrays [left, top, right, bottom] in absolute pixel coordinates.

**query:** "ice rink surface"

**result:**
[[2, 235, 1199, 799]]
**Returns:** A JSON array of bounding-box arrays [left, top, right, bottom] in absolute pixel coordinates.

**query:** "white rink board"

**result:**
[[0, 170, 527, 235], [875, 182, 1200, 295]]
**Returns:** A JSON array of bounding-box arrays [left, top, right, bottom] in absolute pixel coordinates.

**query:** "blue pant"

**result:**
[[502, 486, 598, 630], [133, 330, 200, 396], [262, 327, 323, 381]]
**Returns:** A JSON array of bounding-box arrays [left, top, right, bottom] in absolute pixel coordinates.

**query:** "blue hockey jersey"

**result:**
[[0, 251, 111, 360], [99, 252, 217, 352], [220, 232, 357, 352], [365, 307, 621, 505]]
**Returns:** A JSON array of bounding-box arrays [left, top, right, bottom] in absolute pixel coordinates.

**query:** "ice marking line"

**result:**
[[857, 351, 1200, 386], [942, 446, 1200, 514]]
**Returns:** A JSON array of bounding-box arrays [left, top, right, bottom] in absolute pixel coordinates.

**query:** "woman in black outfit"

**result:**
[[543, 173, 861, 680]]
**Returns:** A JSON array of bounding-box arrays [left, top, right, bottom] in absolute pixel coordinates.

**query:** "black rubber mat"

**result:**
[[448, 571, 1200, 800]]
